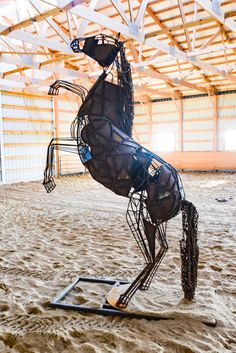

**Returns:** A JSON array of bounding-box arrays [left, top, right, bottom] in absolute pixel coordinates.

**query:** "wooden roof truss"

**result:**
[[0, 0, 236, 99]]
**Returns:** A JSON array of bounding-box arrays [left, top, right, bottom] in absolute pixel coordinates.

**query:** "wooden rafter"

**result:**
[[46, 0, 235, 85], [219, 25, 236, 56], [135, 0, 150, 29], [76, 0, 98, 37], [110, 0, 131, 26], [177, 0, 192, 51], [0, 25, 73, 53], [145, 6, 182, 50], [145, 3, 216, 94], [127, 42, 182, 98], [0, 54, 88, 79], [29, 0, 71, 44], [0, 0, 235, 97], [195, 0, 236, 34], [126, 41, 183, 98], [146, 10, 236, 38]]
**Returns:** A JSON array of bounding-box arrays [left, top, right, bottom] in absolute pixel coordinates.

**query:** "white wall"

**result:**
[[218, 94, 236, 151], [134, 93, 236, 154], [183, 96, 214, 152], [57, 97, 85, 175], [0, 91, 53, 184]]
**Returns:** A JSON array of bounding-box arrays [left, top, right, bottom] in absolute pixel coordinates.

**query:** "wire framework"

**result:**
[[43, 34, 199, 309]]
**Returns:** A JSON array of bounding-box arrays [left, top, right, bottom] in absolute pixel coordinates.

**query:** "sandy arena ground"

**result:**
[[0, 172, 236, 353]]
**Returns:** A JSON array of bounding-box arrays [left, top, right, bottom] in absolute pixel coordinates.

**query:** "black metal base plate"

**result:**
[[50, 276, 217, 326], [50, 276, 174, 322]]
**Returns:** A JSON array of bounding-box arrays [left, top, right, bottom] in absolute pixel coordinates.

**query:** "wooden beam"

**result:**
[[191, 2, 198, 50], [3, 117, 53, 123], [178, 99, 183, 152], [127, 0, 134, 22], [187, 42, 236, 56], [145, 4, 215, 94], [212, 95, 219, 151], [199, 29, 221, 50], [41, 1, 145, 40], [2, 103, 52, 112], [177, 0, 192, 51], [76, 0, 98, 37], [147, 100, 153, 149], [220, 25, 236, 56], [48, 1, 235, 85], [0, 89, 51, 99], [110, 0, 131, 26], [0, 8, 61, 36], [39, 54, 74, 67], [157, 151, 236, 171], [145, 36, 236, 84], [133, 84, 177, 99], [4, 130, 53, 135], [195, 0, 236, 34], [66, 12, 74, 40], [3, 67, 29, 77], [137, 68, 208, 93], [0, 54, 88, 79], [146, 6, 182, 50], [0, 26, 73, 53], [0, 92, 6, 183], [29, 0, 71, 44], [135, 0, 150, 28], [126, 41, 184, 97], [146, 11, 236, 37]]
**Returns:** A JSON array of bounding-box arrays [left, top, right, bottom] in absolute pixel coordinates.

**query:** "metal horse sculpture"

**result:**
[[43, 34, 199, 309]]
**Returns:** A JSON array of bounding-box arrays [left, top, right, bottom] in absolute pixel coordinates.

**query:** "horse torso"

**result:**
[[75, 77, 184, 223]]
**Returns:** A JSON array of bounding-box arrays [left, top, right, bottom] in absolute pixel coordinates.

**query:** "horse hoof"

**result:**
[[106, 283, 130, 309]]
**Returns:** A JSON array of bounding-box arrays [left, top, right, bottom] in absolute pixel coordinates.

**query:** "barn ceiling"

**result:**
[[0, 0, 236, 100]]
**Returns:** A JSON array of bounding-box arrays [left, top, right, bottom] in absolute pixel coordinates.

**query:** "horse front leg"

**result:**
[[43, 138, 78, 193], [43, 138, 57, 193], [48, 80, 87, 99]]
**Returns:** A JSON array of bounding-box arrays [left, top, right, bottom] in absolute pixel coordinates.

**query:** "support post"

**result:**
[[147, 101, 153, 150], [177, 99, 183, 152], [213, 95, 218, 152], [0, 92, 6, 183], [53, 96, 60, 177]]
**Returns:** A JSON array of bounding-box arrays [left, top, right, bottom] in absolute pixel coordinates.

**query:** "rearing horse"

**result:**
[[43, 34, 199, 309]]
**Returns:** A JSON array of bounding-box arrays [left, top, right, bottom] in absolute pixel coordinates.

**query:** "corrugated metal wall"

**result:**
[[218, 94, 236, 151], [0, 93, 3, 183], [133, 102, 150, 148], [134, 100, 181, 152], [183, 96, 213, 152], [134, 94, 236, 154], [152, 100, 180, 151], [1, 91, 53, 184], [57, 97, 85, 175]]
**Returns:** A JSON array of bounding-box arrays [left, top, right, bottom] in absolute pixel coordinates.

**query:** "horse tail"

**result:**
[[180, 200, 199, 300]]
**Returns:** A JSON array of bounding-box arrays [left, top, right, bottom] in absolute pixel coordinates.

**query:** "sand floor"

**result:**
[[0, 172, 236, 353]]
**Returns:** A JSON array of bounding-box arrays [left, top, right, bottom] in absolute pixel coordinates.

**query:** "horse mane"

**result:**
[[116, 40, 134, 137]]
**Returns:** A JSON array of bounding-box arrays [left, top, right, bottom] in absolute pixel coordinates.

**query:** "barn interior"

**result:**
[[0, 1, 236, 352]]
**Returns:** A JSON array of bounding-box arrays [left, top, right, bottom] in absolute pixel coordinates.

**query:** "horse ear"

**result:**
[[116, 33, 120, 41]]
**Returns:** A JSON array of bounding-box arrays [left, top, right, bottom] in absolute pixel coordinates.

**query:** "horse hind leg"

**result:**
[[114, 193, 157, 309], [139, 223, 168, 290], [116, 210, 168, 309], [115, 262, 153, 309]]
